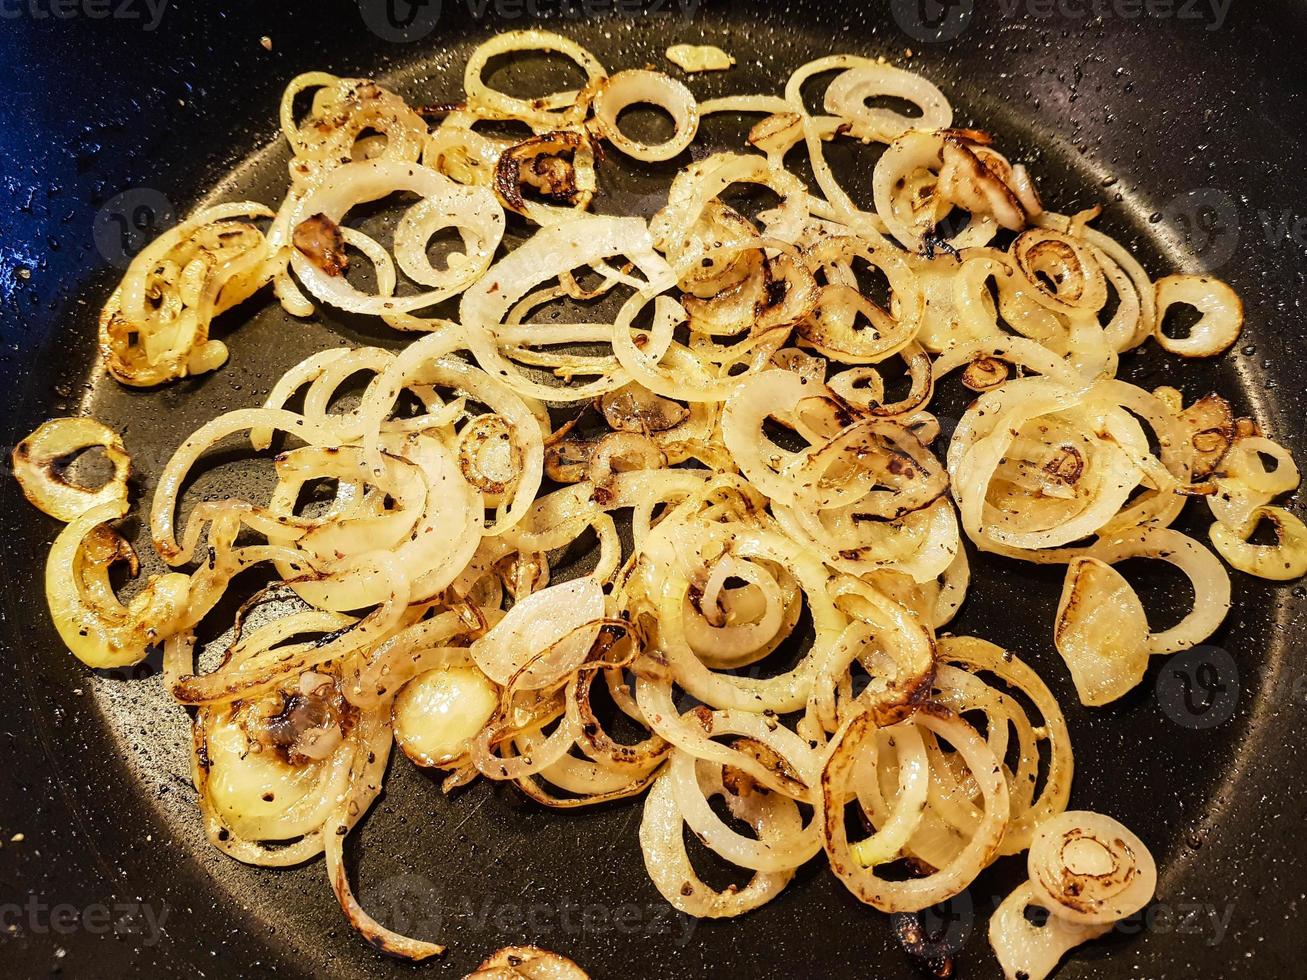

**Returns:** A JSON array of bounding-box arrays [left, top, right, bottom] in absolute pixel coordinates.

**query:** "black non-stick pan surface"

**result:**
[[2, 1, 1305, 977]]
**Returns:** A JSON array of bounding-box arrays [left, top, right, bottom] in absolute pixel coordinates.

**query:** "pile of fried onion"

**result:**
[[14, 31, 1304, 980]]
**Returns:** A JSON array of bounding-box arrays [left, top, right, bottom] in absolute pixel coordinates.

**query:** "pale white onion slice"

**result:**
[[468, 946, 590, 980], [459, 214, 675, 402], [202, 691, 350, 842], [471, 577, 604, 689], [1211, 506, 1307, 580], [594, 70, 699, 162], [821, 705, 1010, 912], [810, 56, 952, 142], [873, 131, 998, 251], [1154, 274, 1243, 357], [463, 30, 606, 129], [665, 43, 734, 73], [1208, 436, 1300, 528], [1054, 557, 1151, 706], [1027, 810, 1156, 925], [290, 159, 504, 315], [393, 666, 499, 768], [640, 767, 800, 918], [46, 500, 192, 668], [667, 752, 820, 873], [989, 881, 1112, 980], [1085, 526, 1230, 656]]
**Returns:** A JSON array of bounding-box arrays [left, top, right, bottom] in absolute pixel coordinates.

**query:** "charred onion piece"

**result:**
[[601, 384, 689, 433], [493, 130, 595, 216], [292, 212, 349, 276]]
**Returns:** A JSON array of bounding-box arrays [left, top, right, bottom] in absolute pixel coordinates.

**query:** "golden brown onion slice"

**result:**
[[393, 666, 499, 768], [12, 417, 131, 522], [465, 946, 589, 979], [1154, 274, 1243, 357], [1054, 558, 1150, 706]]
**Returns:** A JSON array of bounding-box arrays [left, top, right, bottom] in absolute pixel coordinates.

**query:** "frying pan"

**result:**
[[1, 1, 1304, 977]]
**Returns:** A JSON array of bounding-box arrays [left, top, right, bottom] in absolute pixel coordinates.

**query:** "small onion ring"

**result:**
[[1027, 810, 1156, 926], [593, 69, 699, 162], [1210, 506, 1307, 581], [1154, 274, 1243, 357], [12, 417, 132, 522]]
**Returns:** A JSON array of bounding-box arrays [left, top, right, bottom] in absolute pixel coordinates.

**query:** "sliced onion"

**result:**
[[22, 35, 1303, 974], [1027, 810, 1156, 925], [821, 705, 1010, 912], [101, 203, 274, 385], [1054, 558, 1150, 706], [467, 946, 589, 979], [665, 43, 734, 73], [668, 750, 820, 872], [492, 129, 597, 224], [393, 665, 499, 768], [640, 766, 800, 918], [1154, 274, 1243, 357], [989, 881, 1113, 980], [13, 417, 131, 522], [1211, 506, 1307, 580], [1085, 526, 1230, 655], [46, 501, 192, 668], [471, 577, 604, 689], [290, 159, 504, 315], [594, 70, 699, 162], [463, 30, 606, 129], [460, 214, 675, 402], [820, 59, 952, 142]]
